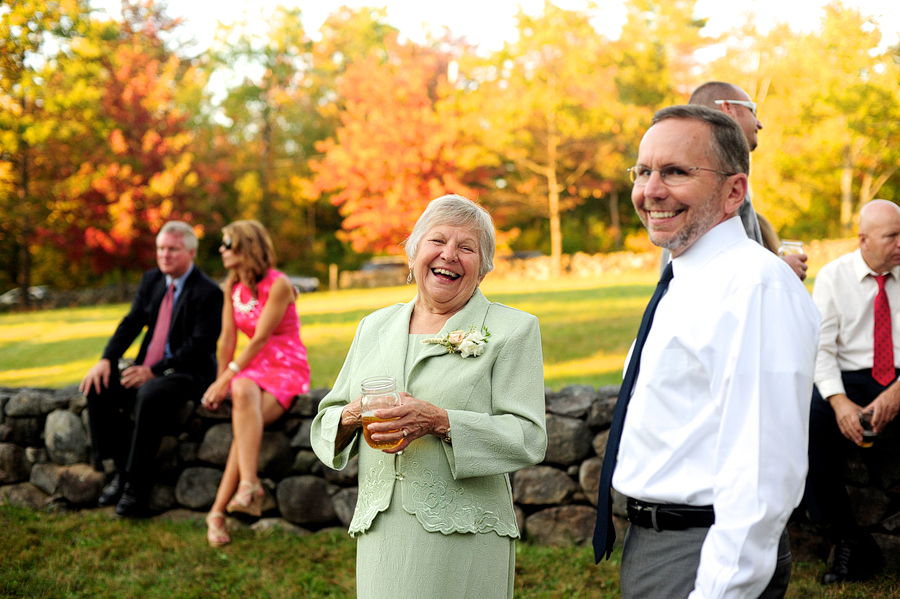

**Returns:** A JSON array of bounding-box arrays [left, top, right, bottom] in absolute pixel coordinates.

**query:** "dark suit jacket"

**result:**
[[102, 266, 223, 384]]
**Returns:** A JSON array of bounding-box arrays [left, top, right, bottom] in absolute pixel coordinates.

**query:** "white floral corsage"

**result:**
[[422, 325, 490, 358]]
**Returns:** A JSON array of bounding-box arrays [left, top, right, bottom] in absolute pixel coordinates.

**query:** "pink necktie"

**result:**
[[143, 283, 174, 367], [873, 274, 895, 386]]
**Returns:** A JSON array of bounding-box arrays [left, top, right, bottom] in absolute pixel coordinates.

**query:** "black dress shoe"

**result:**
[[114, 484, 146, 518], [98, 472, 125, 507], [821, 537, 882, 584]]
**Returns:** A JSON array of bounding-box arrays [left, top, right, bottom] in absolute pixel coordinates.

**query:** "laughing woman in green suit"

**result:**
[[312, 194, 547, 599]]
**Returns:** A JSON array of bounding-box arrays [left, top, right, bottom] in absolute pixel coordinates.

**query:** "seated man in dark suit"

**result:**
[[806, 199, 900, 583], [80, 221, 223, 517]]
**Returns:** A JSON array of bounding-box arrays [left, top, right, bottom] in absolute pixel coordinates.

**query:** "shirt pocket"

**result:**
[[637, 347, 706, 430]]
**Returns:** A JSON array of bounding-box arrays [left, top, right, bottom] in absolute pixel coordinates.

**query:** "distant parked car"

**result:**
[[288, 276, 320, 294], [0, 286, 49, 306], [359, 256, 408, 272]]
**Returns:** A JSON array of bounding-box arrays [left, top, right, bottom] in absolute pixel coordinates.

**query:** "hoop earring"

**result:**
[[407, 271, 413, 285]]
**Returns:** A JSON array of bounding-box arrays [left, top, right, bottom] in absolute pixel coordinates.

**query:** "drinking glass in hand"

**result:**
[[858, 409, 876, 448], [361, 376, 403, 450], [778, 240, 803, 257]]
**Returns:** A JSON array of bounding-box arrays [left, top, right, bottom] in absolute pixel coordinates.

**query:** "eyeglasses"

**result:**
[[627, 165, 736, 186], [714, 99, 758, 117], [220, 239, 233, 250]]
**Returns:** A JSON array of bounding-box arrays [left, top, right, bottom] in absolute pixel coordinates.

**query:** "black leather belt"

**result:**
[[626, 497, 715, 531]]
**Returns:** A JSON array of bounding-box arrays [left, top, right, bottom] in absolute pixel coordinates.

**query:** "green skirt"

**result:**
[[355, 482, 515, 599]]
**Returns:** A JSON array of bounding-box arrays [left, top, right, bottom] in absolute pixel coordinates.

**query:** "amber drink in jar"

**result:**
[[361, 376, 403, 450]]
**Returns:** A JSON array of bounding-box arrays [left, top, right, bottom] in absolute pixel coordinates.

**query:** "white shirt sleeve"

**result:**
[[812, 262, 847, 399], [690, 281, 819, 599]]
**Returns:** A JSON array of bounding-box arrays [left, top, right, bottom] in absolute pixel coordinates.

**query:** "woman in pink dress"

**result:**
[[200, 220, 311, 546]]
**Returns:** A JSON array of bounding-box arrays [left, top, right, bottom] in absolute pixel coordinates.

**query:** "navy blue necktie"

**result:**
[[593, 261, 674, 562]]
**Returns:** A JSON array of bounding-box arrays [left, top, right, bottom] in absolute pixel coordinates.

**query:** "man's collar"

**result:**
[[166, 263, 194, 290], [670, 216, 746, 278], [852, 250, 900, 281]]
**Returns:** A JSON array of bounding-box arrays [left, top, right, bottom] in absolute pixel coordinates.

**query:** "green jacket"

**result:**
[[311, 289, 547, 538]]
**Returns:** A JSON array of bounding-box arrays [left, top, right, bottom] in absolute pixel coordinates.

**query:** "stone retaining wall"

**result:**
[[1, 384, 898, 571]]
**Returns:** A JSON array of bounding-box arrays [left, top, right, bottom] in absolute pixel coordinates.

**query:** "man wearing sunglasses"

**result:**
[[80, 221, 222, 517], [658, 81, 809, 283]]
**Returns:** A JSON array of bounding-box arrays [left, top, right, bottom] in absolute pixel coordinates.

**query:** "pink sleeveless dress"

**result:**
[[230, 269, 311, 409]]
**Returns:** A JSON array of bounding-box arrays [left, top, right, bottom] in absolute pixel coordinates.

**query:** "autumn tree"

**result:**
[[48, 0, 207, 280], [465, 2, 633, 275], [310, 34, 475, 255], [0, 0, 89, 301], [705, 2, 899, 238], [205, 6, 324, 273]]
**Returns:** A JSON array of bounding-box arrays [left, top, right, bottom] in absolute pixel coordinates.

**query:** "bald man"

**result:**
[[660, 81, 809, 281], [805, 199, 900, 584]]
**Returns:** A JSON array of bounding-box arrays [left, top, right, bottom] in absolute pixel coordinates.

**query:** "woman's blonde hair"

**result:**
[[222, 220, 276, 295]]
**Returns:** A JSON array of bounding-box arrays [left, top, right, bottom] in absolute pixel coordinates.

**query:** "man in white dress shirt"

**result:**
[[805, 199, 900, 584], [613, 105, 820, 598]]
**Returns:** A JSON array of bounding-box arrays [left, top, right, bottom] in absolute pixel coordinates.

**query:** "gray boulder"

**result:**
[[44, 409, 89, 465], [289, 393, 319, 418], [277, 475, 337, 526], [331, 487, 358, 527], [30, 462, 103, 505], [0, 443, 29, 484], [292, 450, 321, 474], [0, 482, 50, 509], [579, 456, 603, 506], [591, 430, 610, 460], [251, 517, 312, 536], [513, 465, 579, 505], [175, 466, 223, 510], [6, 389, 45, 417], [56, 463, 104, 505], [2, 417, 42, 446], [586, 395, 617, 429], [525, 505, 596, 546], [289, 419, 313, 449], [259, 432, 293, 477], [322, 455, 358, 486], [547, 386, 596, 419], [543, 414, 593, 465], [849, 486, 891, 527], [197, 423, 233, 465]]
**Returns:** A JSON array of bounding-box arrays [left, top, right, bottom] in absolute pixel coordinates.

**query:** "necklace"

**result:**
[[232, 286, 258, 315]]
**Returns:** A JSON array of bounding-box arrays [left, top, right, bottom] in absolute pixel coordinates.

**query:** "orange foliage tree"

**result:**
[[309, 36, 478, 255], [52, 1, 205, 275]]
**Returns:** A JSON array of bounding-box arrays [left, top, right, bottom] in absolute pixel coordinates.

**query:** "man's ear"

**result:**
[[720, 101, 738, 120], [723, 174, 748, 215]]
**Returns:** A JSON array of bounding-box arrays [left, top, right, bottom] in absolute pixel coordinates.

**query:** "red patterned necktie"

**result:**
[[142, 283, 174, 367], [873, 274, 895, 386]]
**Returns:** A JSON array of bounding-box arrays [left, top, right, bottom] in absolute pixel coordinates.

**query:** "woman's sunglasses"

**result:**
[[221, 239, 233, 250]]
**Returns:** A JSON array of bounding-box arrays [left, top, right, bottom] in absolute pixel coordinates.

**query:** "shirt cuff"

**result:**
[[816, 379, 846, 400]]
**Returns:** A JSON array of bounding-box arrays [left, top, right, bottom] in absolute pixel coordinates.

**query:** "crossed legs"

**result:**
[[207, 378, 285, 544]]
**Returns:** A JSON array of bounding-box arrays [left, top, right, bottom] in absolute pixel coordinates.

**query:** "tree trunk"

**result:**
[[546, 97, 562, 278], [17, 95, 31, 309], [609, 188, 622, 249], [840, 146, 854, 235]]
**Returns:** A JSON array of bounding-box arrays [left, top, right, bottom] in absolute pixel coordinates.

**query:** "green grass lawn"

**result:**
[[0, 274, 661, 392], [2, 505, 899, 598]]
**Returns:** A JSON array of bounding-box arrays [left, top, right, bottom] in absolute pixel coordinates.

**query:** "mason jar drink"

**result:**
[[778, 240, 803, 257], [361, 376, 403, 450]]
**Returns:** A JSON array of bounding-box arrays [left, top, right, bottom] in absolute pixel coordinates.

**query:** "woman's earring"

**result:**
[[407, 270, 413, 285]]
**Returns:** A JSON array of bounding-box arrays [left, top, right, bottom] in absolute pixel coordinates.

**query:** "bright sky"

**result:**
[[90, 0, 900, 51]]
